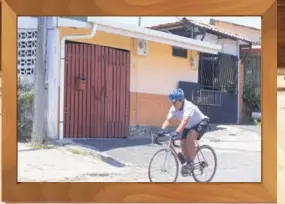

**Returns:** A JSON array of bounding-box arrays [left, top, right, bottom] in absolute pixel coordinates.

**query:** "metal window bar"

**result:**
[[244, 56, 261, 89], [192, 89, 223, 106], [198, 53, 238, 93]]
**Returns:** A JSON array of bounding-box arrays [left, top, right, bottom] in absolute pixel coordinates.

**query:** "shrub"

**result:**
[[242, 80, 261, 119], [17, 79, 34, 141]]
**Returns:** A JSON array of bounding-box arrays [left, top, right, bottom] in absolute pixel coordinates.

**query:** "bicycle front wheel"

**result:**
[[148, 148, 179, 182], [192, 145, 217, 182]]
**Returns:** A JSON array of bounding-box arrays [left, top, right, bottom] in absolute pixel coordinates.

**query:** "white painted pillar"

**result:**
[[46, 17, 60, 139]]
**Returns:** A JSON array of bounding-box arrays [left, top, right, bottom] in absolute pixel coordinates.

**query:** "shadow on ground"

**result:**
[[72, 124, 226, 152], [73, 137, 152, 152]]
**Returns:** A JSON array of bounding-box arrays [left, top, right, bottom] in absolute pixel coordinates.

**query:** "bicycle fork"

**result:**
[[161, 149, 171, 172]]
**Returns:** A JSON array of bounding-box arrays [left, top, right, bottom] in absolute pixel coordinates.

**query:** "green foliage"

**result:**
[[17, 79, 34, 140], [18, 90, 34, 107], [242, 80, 260, 117]]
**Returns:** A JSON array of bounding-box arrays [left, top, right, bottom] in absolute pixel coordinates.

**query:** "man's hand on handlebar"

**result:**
[[154, 130, 181, 147], [169, 131, 181, 140], [157, 129, 167, 136], [157, 129, 181, 140]]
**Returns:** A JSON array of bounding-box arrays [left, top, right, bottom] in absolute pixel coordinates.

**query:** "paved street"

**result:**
[[18, 125, 261, 182], [73, 125, 261, 182]]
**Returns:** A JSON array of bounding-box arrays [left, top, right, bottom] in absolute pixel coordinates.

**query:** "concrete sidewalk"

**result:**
[[17, 142, 131, 182]]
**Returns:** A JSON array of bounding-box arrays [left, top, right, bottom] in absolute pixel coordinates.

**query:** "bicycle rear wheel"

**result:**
[[148, 148, 179, 182], [192, 145, 217, 182]]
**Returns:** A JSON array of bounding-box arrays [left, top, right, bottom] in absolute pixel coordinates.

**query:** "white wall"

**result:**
[[202, 33, 239, 56], [18, 17, 38, 29]]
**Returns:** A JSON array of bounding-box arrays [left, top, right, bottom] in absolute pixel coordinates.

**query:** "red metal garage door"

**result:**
[[64, 41, 130, 138]]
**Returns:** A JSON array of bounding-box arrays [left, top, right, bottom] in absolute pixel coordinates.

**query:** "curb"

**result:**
[[53, 139, 132, 167]]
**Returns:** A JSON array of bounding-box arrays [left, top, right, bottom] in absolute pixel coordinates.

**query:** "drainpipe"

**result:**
[[237, 40, 240, 124], [59, 22, 98, 140]]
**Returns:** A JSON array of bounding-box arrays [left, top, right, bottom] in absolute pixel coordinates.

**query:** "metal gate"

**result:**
[[182, 52, 239, 124], [64, 41, 130, 138], [179, 81, 238, 124], [198, 52, 238, 93]]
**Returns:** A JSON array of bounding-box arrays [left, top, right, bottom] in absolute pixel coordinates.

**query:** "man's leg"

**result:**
[[180, 129, 198, 175], [180, 128, 191, 162], [185, 130, 198, 162], [183, 120, 209, 172], [181, 138, 190, 162]]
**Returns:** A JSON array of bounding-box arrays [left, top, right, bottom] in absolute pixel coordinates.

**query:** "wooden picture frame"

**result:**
[[1, 0, 277, 203], [278, 1, 285, 71]]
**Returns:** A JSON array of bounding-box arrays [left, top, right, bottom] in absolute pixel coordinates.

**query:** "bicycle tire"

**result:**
[[192, 145, 217, 182], [148, 148, 179, 182]]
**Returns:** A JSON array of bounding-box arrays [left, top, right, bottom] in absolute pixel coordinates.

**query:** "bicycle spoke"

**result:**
[[162, 150, 170, 170], [148, 148, 179, 182], [192, 145, 217, 182]]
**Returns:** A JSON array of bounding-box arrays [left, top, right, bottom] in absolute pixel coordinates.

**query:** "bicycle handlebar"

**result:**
[[153, 132, 180, 148]]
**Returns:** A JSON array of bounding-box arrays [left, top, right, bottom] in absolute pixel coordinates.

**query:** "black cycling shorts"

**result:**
[[181, 119, 210, 140]]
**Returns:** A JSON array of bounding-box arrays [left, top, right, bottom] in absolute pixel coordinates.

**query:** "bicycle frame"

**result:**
[[166, 139, 179, 157], [150, 132, 217, 182], [157, 135, 194, 166], [165, 137, 199, 159], [162, 136, 205, 171]]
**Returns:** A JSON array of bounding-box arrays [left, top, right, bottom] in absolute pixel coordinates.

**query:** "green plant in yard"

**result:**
[[18, 90, 34, 107], [17, 78, 34, 141], [242, 79, 261, 118]]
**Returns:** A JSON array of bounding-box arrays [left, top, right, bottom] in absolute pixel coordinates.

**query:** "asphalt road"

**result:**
[[74, 125, 261, 182]]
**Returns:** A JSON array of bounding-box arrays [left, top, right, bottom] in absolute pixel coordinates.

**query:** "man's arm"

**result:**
[[161, 109, 175, 129], [161, 118, 171, 129]]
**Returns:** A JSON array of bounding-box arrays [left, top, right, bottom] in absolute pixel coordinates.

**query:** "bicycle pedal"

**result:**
[[181, 171, 192, 177]]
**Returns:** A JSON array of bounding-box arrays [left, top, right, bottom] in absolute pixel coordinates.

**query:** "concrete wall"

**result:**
[[17, 17, 38, 84]]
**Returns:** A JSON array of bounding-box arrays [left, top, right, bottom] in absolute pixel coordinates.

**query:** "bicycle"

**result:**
[[148, 131, 217, 182]]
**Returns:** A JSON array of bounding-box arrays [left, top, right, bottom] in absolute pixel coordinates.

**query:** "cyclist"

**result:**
[[158, 88, 210, 175]]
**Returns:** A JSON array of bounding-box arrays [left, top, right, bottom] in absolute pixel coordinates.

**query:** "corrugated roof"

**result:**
[[149, 18, 259, 44], [209, 19, 261, 43]]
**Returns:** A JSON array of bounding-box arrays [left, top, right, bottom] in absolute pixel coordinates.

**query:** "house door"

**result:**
[[64, 41, 130, 138]]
